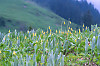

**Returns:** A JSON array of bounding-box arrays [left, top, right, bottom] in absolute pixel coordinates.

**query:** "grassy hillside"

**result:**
[[0, 0, 79, 32]]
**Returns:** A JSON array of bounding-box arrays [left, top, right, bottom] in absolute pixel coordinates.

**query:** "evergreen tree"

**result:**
[[33, 0, 100, 27], [82, 10, 93, 28]]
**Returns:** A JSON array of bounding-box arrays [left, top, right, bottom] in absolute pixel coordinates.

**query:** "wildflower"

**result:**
[[56, 30, 57, 33], [50, 33, 51, 35], [61, 32, 64, 34], [57, 43, 58, 45], [62, 43, 63, 46], [49, 26, 50, 29], [75, 31, 76, 33], [25, 36, 27, 39], [28, 31, 29, 34], [4, 37, 5, 40], [46, 30, 48, 33], [77, 58, 79, 61], [0, 50, 1, 53], [94, 29, 95, 31], [85, 63, 87, 66], [81, 58, 83, 60], [89, 44, 90, 46], [70, 31, 72, 34], [75, 39, 77, 42], [34, 44, 36, 46], [17, 37, 18, 39], [43, 32, 45, 35], [79, 29, 80, 34], [50, 29, 51, 33], [71, 28, 72, 31], [40, 34, 42, 37], [42, 30, 43, 33], [69, 21, 71, 24], [59, 30, 60, 33], [69, 27, 70, 29], [13, 51, 16, 55], [9, 30, 10, 33], [47, 40, 48, 42], [67, 33, 68, 36], [64, 21, 65, 25], [8, 35, 9, 37], [83, 28, 84, 31], [35, 33, 36, 36], [46, 51, 48, 53], [36, 41, 38, 43], [88, 41, 90, 46], [86, 26, 87, 30], [68, 30, 69, 32], [87, 58, 89, 60], [81, 36, 82, 39], [46, 31, 48, 33], [83, 24, 84, 27], [33, 33, 34, 37]]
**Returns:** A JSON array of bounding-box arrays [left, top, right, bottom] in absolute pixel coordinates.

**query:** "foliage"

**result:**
[[0, 23, 100, 66]]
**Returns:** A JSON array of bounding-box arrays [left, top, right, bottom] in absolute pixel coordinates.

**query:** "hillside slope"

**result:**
[[0, 0, 78, 32]]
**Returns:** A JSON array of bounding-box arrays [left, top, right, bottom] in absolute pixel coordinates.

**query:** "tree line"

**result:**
[[32, 0, 100, 28]]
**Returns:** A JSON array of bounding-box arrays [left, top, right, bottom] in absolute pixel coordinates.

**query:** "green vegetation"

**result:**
[[1, 0, 99, 65], [0, 24, 100, 66], [0, 0, 63, 32]]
